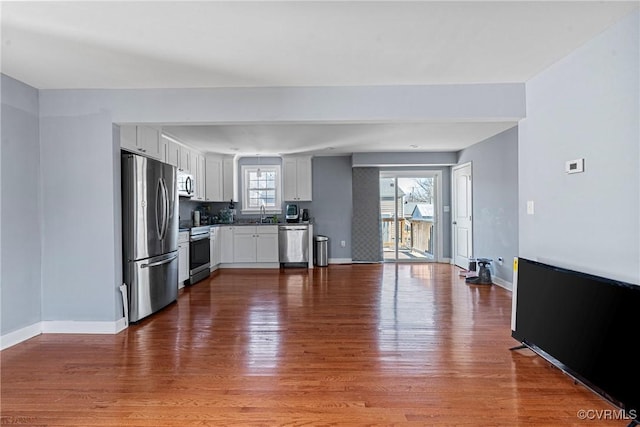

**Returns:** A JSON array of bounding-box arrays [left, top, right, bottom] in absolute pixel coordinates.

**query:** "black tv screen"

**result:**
[[512, 258, 640, 414]]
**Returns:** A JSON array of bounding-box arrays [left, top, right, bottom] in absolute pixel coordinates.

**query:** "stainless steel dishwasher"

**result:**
[[278, 225, 309, 264]]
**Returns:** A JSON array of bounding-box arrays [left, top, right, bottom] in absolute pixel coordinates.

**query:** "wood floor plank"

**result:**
[[1, 264, 622, 425]]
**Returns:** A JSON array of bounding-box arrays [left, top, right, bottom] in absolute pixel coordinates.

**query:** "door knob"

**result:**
[[452, 221, 457, 225]]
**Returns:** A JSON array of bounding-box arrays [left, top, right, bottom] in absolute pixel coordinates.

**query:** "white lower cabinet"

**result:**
[[178, 231, 190, 288], [233, 228, 257, 263], [210, 227, 221, 269], [232, 226, 279, 263], [219, 226, 235, 264], [256, 231, 279, 262]]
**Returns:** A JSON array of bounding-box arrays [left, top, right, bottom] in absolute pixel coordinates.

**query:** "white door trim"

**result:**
[[452, 162, 473, 269]]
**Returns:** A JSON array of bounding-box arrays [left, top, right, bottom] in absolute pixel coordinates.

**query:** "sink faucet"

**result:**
[[260, 205, 266, 223]]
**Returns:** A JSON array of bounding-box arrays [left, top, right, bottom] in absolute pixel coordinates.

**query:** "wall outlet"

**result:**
[[340, 240, 346, 248]]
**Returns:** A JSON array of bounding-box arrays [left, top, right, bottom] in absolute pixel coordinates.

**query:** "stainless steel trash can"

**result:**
[[315, 235, 329, 267]]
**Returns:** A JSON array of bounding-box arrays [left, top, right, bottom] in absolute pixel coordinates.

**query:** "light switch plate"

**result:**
[[566, 158, 584, 174], [526, 201, 535, 215]]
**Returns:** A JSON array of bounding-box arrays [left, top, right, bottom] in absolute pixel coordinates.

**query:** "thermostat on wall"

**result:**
[[565, 158, 584, 174]]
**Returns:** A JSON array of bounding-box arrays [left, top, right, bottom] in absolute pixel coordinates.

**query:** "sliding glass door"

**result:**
[[380, 172, 439, 262]]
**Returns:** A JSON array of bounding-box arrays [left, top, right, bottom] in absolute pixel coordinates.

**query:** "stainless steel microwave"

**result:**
[[177, 172, 194, 197]]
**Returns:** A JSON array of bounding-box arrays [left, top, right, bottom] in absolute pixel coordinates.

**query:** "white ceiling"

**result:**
[[162, 122, 519, 155], [2, 1, 637, 155]]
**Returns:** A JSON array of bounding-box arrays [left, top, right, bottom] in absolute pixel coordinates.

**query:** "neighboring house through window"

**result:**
[[241, 165, 282, 214]]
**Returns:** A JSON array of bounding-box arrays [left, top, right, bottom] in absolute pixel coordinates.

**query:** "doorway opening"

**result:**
[[379, 172, 441, 262]]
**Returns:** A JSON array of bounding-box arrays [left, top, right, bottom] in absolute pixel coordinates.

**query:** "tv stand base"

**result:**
[[509, 344, 528, 351]]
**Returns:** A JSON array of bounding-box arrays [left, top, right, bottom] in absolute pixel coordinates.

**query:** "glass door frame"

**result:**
[[379, 170, 443, 263]]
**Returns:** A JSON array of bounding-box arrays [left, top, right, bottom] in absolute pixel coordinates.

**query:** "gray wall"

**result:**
[[458, 127, 519, 286], [519, 10, 639, 285], [1, 75, 42, 334], [309, 156, 353, 260], [40, 111, 120, 322]]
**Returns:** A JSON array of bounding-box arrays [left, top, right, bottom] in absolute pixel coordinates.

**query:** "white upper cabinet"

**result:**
[[193, 153, 206, 201], [161, 135, 180, 168], [222, 157, 235, 202], [120, 125, 162, 161], [283, 156, 312, 201], [179, 145, 191, 173], [206, 154, 235, 202]]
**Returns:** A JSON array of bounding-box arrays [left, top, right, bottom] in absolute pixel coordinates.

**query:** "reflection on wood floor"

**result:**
[[1, 264, 619, 426]]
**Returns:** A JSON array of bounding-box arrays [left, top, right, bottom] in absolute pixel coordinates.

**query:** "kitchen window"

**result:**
[[241, 165, 282, 214]]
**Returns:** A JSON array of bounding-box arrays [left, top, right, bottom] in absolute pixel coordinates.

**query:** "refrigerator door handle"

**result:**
[[141, 253, 178, 268], [156, 179, 164, 240], [159, 178, 169, 240], [163, 178, 170, 240]]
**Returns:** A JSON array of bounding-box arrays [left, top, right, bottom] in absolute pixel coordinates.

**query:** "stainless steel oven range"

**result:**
[[189, 226, 210, 285]]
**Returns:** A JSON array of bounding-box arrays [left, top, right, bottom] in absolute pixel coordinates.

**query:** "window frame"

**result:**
[[240, 164, 282, 214]]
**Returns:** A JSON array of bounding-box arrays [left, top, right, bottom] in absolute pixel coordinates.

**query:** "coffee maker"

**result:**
[[285, 204, 299, 223]]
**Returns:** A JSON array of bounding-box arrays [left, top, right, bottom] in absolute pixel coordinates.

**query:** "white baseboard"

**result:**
[[219, 262, 280, 269], [1, 322, 42, 350], [492, 276, 513, 291], [42, 320, 127, 334], [439, 257, 451, 264], [1, 318, 129, 350], [115, 317, 128, 333], [329, 258, 352, 264]]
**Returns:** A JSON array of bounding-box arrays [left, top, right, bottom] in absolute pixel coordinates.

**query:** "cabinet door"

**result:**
[[222, 156, 234, 202], [212, 228, 221, 266], [198, 154, 206, 200], [179, 146, 191, 173], [296, 156, 313, 201], [120, 126, 138, 152], [256, 232, 279, 262], [205, 155, 223, 201], [283, 157, 298, 201], [137, 126, 162, 160], [178, 243, 189, 284], [233, 233, 257, 263], [219, 226, 234, 263], [192, 153, 204, 201], [164, 137, 179, 168], [210, 231, 215, 267]]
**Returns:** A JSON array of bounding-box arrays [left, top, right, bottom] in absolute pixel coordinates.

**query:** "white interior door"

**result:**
[[452, 163, 473, 268]]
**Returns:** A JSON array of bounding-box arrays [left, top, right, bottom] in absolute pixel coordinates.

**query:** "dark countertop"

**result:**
[[179, 222, 312, 231]]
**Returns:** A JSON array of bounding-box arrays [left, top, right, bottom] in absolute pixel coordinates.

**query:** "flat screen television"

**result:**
[[512, 258, 639, 416]]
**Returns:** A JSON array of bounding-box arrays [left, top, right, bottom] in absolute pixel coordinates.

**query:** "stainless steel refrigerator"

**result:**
[[122, 152, 178, 322]]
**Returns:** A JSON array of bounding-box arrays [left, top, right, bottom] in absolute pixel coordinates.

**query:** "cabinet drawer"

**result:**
[[234, 226, 257, 235], [256, 225, 278, 234]]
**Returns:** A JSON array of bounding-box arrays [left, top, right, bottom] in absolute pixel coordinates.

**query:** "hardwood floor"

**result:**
[[1, 264, 621, 426]]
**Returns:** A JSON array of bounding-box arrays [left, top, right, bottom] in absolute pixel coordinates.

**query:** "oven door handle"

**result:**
[[141, 253, 177, 268], [190, 234, 209, 242]]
